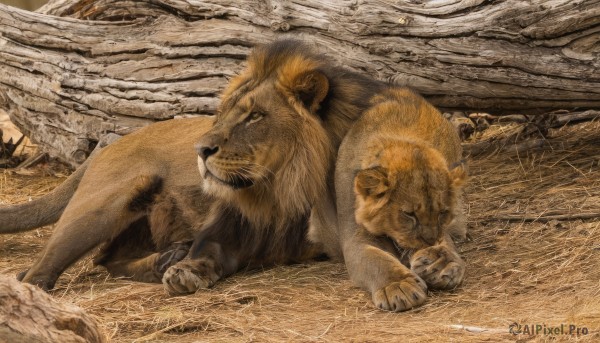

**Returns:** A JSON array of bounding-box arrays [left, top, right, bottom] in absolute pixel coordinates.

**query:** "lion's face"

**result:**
[[354, 144, 466, 250], [196, 82, 295, 191], [193, 44, 334, 226]]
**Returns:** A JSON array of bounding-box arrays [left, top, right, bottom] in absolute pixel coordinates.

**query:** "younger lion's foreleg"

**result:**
[[343, 231, 428, 312]]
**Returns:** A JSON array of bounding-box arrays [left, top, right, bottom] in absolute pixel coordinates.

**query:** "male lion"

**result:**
[[0, 40, 384, 293], [310, 88, 467, 312], [160, 40, 387, 294]]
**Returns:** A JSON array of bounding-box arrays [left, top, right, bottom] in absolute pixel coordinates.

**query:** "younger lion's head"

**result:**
[[354, 140, 467, 250], [195, 40, 334, 229]]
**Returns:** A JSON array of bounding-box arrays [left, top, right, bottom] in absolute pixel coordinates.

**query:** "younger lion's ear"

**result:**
[[449, 161, 467, 189], [354, 166, 390, 199], [290, 70, 329, 113]]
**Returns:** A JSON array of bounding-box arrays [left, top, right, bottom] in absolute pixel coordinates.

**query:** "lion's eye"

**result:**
[[439, 210, 451, 224], [401, 211, 418, 226], [247, 111, 264, 125]]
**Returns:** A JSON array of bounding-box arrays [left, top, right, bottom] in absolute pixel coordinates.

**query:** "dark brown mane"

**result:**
[[221, 39, 386, 150], [192, 39, 389, 270], [190, 204, 316, 270]]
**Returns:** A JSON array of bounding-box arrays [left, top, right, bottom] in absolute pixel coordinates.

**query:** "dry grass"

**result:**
[[1, 121, 600, 342]]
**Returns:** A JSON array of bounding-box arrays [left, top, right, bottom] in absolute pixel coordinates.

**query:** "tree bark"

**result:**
[[0, 0, 598, 166], [0, 276, 106, 343]]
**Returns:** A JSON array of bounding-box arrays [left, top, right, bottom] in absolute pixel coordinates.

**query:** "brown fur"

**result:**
[[2, 40, 384, 293], [309, 88, 467, 312]]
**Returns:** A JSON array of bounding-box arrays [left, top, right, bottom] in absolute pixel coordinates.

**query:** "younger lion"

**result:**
[[311, 88, 467, 312]]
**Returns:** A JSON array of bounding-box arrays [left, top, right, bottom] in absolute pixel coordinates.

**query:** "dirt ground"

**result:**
[[1, 120, 599, 342]]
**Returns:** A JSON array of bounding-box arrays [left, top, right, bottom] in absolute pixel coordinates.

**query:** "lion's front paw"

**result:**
[[410, 245, 465, 290], [162, 259, 220, 296], [162, 265, 210, 296], [373, 275, 428, 312]]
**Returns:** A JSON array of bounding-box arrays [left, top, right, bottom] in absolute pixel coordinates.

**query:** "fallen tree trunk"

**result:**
[[0, 275, 106, 343], [0, 0, 599, 166]]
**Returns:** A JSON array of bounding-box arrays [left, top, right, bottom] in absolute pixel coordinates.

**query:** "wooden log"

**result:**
[[0, 275, 106, 343], [0, 0, 599, 166]]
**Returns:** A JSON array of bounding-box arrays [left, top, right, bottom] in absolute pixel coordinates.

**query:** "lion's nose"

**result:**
[[420, 228, 438, 245], [196, 144, 219, 161], [196, 132, 227, 161]]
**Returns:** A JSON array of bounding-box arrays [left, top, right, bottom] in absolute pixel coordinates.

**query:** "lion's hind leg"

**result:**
[[96, 241, 192, 284], [20, 175, 164, 290], [96, 186, 196, 283], [93, 215, 176, 283]]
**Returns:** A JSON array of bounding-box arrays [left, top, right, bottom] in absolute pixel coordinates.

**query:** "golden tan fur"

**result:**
[[2, 118, 215, 289], [164, 41, 469, 306], [197, 66, 334, 231], [354, 143, 466, 249], [353, 88, 467, 250], [309, 88, 467, 312]]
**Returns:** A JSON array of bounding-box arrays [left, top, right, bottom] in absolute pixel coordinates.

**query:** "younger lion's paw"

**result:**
[[373, 275, 428, 312], [410, 245, 465, 290]]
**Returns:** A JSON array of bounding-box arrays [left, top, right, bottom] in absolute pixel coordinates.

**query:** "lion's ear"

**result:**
[[290, 70, 329, 113], [354, 166, 390, 199], [449, 161, 467, 189]]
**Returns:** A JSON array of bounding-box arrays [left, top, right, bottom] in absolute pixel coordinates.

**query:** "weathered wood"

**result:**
[[462, 109, 600, 156], [0, 0, 599, 166], [0, 275, 106, 343]]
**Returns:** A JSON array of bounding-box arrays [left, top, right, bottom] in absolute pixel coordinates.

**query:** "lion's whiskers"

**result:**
[[236, 160, 275, 187], [241, 162, 275, 188], [215, 159, 274, 189]]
